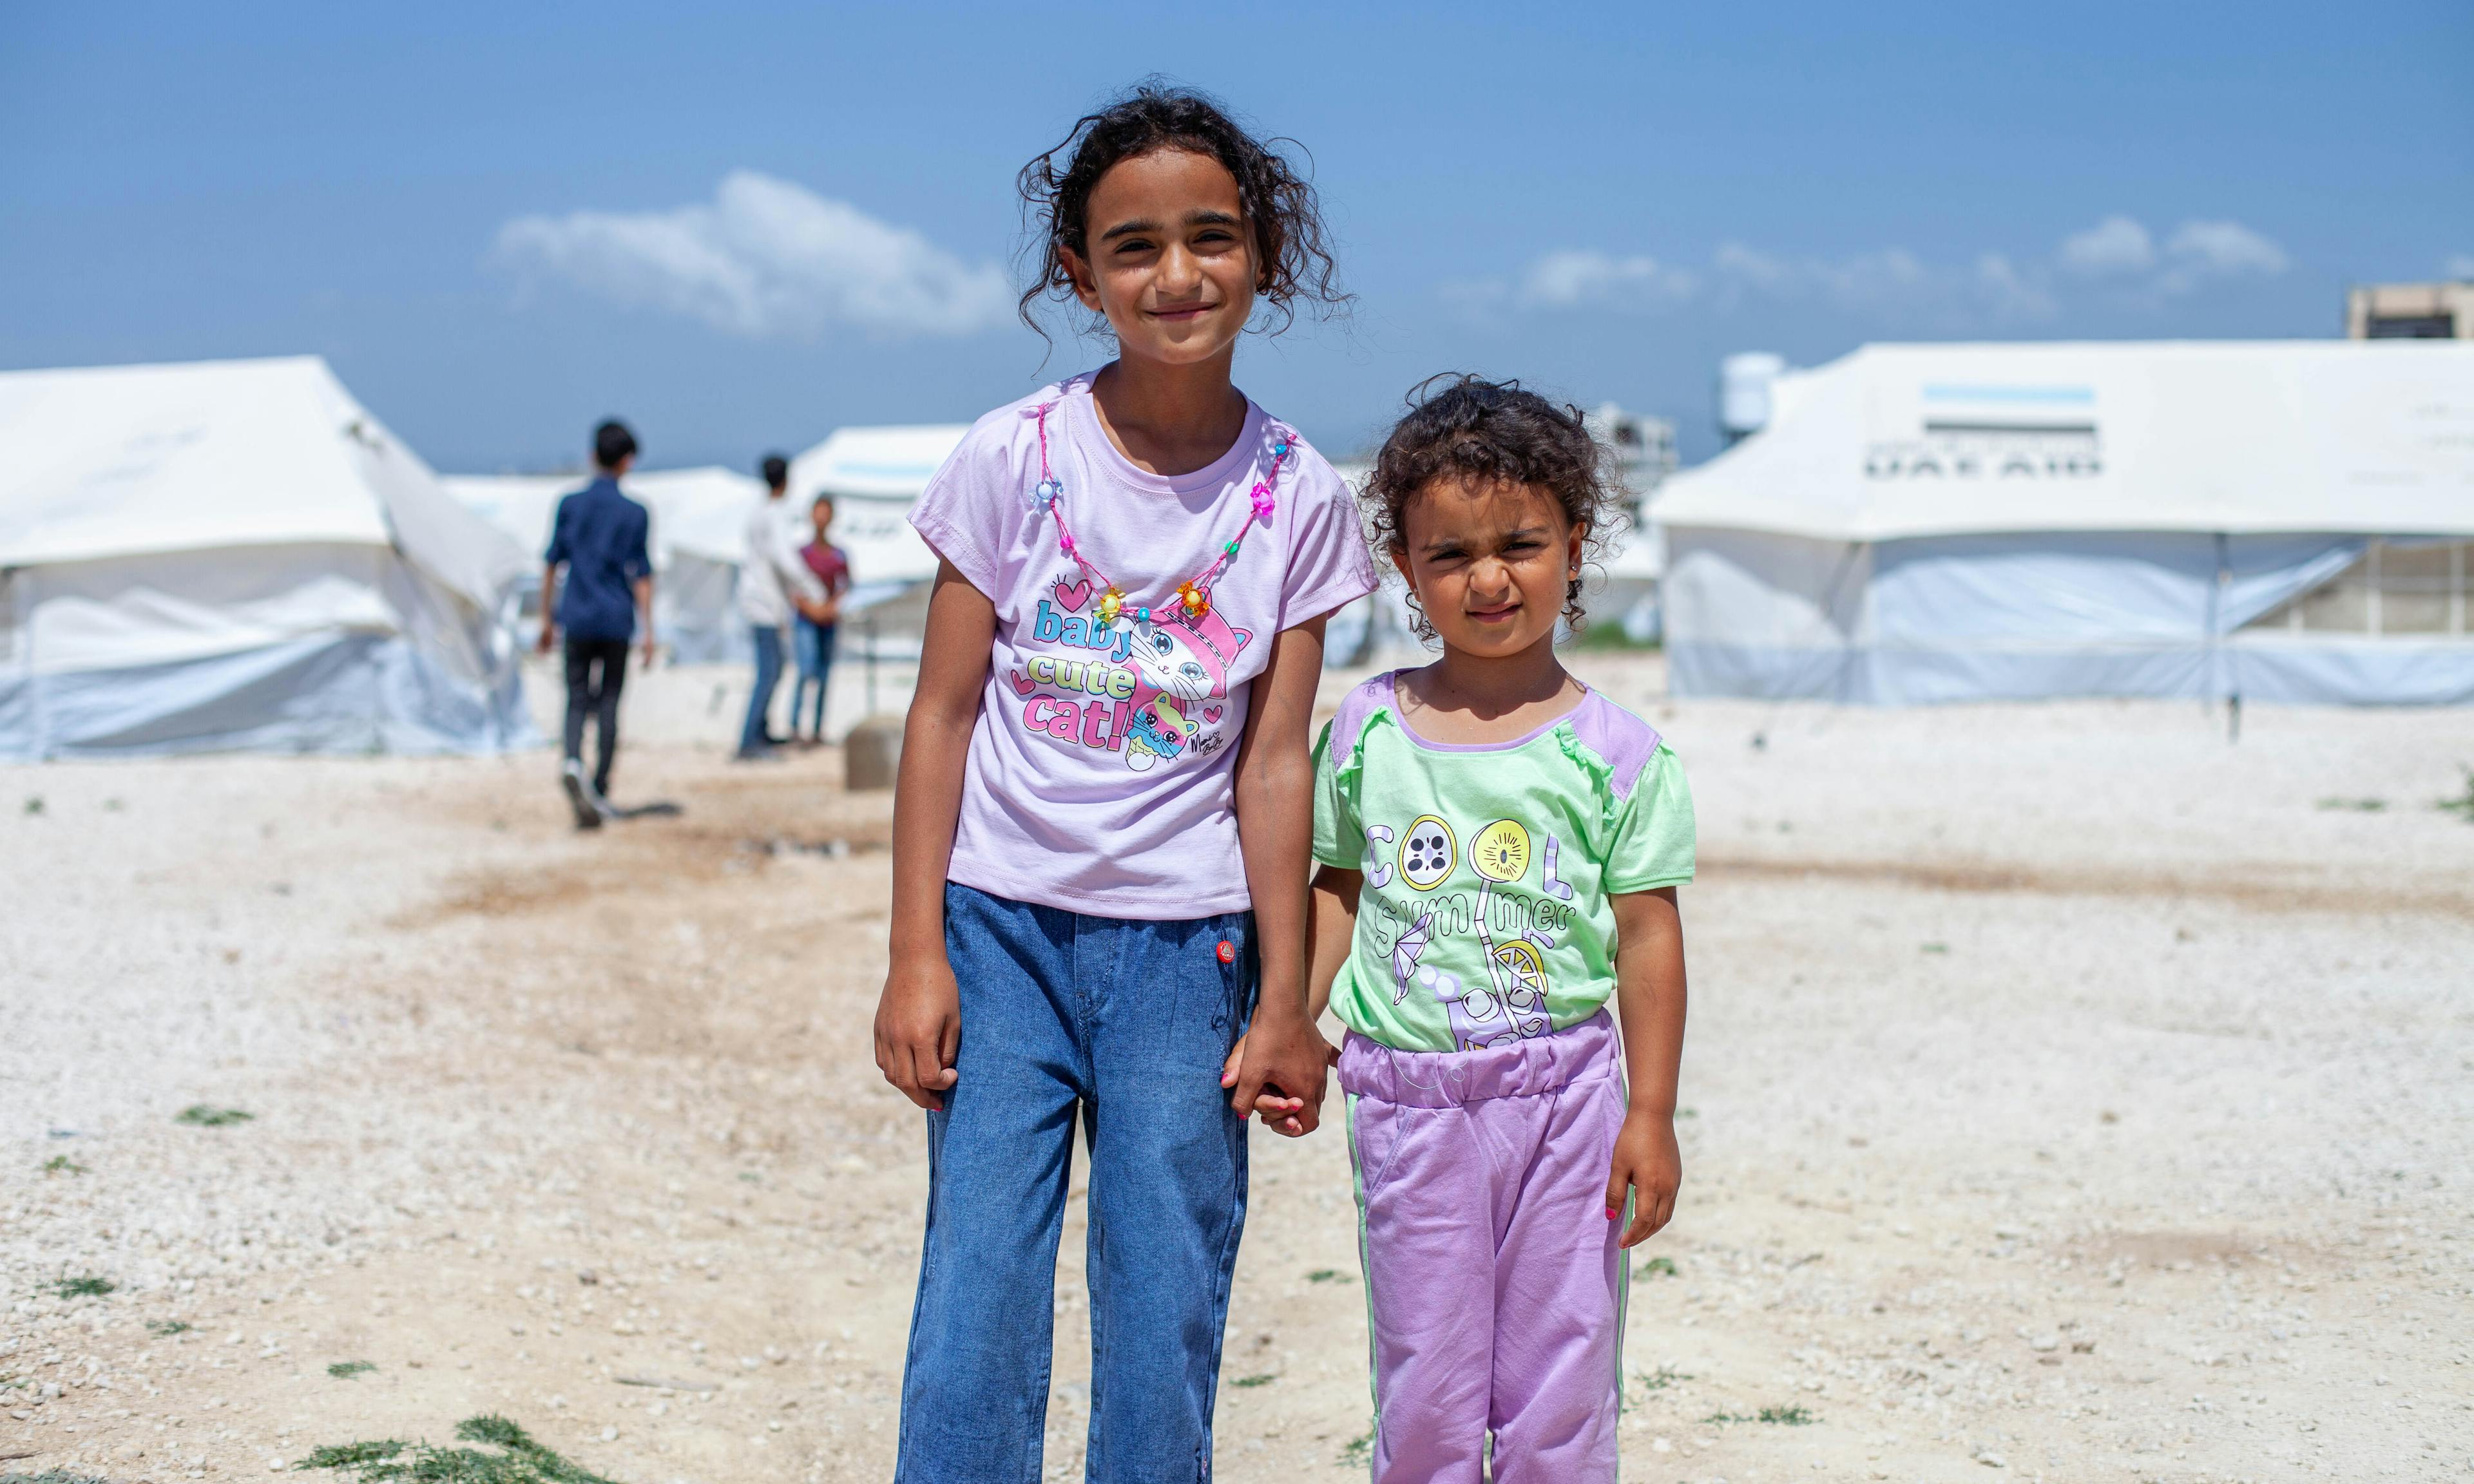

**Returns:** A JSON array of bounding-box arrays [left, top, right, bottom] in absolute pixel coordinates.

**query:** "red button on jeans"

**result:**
[[1216, 940, 1235, 964]]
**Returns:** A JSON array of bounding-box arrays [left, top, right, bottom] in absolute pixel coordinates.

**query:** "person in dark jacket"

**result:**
[[539, 419, 655, 828]]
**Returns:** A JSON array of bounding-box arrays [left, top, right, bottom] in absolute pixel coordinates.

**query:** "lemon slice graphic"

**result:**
[[1470, 819, 1531, 884]]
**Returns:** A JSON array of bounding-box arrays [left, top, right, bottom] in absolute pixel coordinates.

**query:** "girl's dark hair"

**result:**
[[1365, 376, 1623, 635], [1017, 82, 1345, 340]]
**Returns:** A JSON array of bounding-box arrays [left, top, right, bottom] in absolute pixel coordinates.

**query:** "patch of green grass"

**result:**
[[1305, 1268, 1350, 1284], [1703, 1405, 1817, 1426], [1635, 1255, 1678, 1279], [41, 1155, 86, 1175], [1230, 1373, 1278, 1388], [329, 1360, 378, 1379], [1919, 942, 1950, 955], [2440, 766, 2474, 822], [21, 796, 43, 815], [1338, 1430, 1372, 1467], [2316, 796, 2387, 812], [52, 1276, 114, 1299], [148, 1319, 194, 1337], [296, 1414, 622, 1482], [1635, 1364, 1693, 1392], [177, 1105, 254, 1127]]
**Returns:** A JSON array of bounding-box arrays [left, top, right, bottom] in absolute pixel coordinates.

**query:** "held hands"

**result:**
[[1605, 1109, 1683, 1249], [874, 956, 961, 1111], [1220, 1013, 1338, 1137]]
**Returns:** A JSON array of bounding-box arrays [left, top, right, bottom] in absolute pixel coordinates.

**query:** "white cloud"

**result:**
[[2053, 214, 2288, 296], [1974, 252, 2059, 322], [2442, 254, 2474, 280], [2058, 215, 2155, 278], [1711, 243, 1932, 313], [1467, 213, 2290, 329], [2162, 219, 2290, 280], [495, 171, 1011, 339], [1515, 250, 1698, 310]]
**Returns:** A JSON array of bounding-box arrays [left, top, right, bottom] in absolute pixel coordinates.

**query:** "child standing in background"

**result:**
[[791, 492, 849, 745], [1298, 377, 1694, 1482], [874, 87, 1373, 1481]]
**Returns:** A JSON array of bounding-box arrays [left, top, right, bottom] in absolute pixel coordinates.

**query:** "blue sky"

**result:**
[[3, 2, 2468, 470]]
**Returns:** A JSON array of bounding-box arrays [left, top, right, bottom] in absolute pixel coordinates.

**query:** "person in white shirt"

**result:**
[[737, 453, 836, 759]]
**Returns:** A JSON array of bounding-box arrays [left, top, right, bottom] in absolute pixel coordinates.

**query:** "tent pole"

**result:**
[[2212, 533, 2237, 743]]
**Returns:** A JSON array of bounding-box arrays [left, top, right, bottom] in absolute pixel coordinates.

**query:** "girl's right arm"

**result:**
[[872, 560, 997, 1110]]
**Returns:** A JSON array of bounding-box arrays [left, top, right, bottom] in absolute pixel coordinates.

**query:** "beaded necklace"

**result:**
[[1030, 398, 1289, 627]]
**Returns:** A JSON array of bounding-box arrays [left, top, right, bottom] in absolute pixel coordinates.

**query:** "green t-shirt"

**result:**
[[1312, 672, 1695, 1054]]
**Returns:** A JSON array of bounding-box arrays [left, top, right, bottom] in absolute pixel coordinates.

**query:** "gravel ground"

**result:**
[[4, 652, 2469, 1483]]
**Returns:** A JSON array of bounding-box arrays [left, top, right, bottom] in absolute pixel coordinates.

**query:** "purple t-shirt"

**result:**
[[910, 373, 1379, 918]]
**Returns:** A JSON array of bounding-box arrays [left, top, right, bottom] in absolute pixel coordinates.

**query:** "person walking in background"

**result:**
[[737, 453, 832, 761], [538, 419, 655, 829], [790, 492, 851, 745]]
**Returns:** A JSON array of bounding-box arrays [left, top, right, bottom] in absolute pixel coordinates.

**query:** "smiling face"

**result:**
[[1060, 147, 1258, 369], [1392, 476, 1585, 660]]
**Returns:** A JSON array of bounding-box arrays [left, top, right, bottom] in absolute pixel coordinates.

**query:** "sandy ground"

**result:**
[[5, 652, 2471, 1484]]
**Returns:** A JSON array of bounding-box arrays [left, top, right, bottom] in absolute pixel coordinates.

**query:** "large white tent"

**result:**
[[445, 464, 765, 663], [0, 357, 535, 758], [1653, 341, 2474, 705]]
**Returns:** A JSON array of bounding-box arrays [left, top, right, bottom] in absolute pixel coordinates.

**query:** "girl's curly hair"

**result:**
[[1017, 82, 1346, 341], [1365, 376, 1624, 636]]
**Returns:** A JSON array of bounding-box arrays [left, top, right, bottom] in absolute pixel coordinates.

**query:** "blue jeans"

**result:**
[[791, 616, 836, 737], [739, 624, 783, 754], [897, 883, 1256, 1483]]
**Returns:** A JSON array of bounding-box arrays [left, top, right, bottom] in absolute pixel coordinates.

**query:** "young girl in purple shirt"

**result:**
[[873, 86, 1375, 1480]]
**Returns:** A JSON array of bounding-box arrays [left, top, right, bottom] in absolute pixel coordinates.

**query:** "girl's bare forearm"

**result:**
[[1232, 619, 1326, 1021], [887, 701, 976, 960], [1235, 740, 1314, 1018], [886, 564, 995, 962], [1611, 888, 1687, 1116]]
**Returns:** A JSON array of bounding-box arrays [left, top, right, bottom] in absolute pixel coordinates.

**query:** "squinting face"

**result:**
[[1392, 479, 1584, 659], [1063, 149, 1258, 367]]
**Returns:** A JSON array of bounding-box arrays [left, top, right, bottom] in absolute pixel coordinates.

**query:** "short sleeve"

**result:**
[[1311, 720, 1361, 870], [542, 495, 571, 566], [1604, 743, 1696, 893], [1277, 453, 1379, 632], [906, 415, 1019, 600]]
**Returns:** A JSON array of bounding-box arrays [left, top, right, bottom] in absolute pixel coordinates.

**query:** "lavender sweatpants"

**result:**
[[1340, 1011, 1627, 1483]]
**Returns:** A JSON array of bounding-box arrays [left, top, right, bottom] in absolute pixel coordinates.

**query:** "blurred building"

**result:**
[[2346, 280, 2473, 340]]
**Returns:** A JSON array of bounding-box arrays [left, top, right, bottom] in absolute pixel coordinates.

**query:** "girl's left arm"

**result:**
[[1607, 886, 1688, 1248], [1225, 614, 1336, 1135]]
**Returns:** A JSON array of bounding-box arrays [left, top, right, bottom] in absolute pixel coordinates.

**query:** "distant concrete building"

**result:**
[[2347, 280, 2474, 339], [1586, 403, 1678, 495]]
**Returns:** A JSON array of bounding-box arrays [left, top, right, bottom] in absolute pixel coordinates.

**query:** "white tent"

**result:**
[[1651, 341, 2474, 705], [791, 424, 968, 631], [0, 356, 534, 758], [445, 464, 766, 663]]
